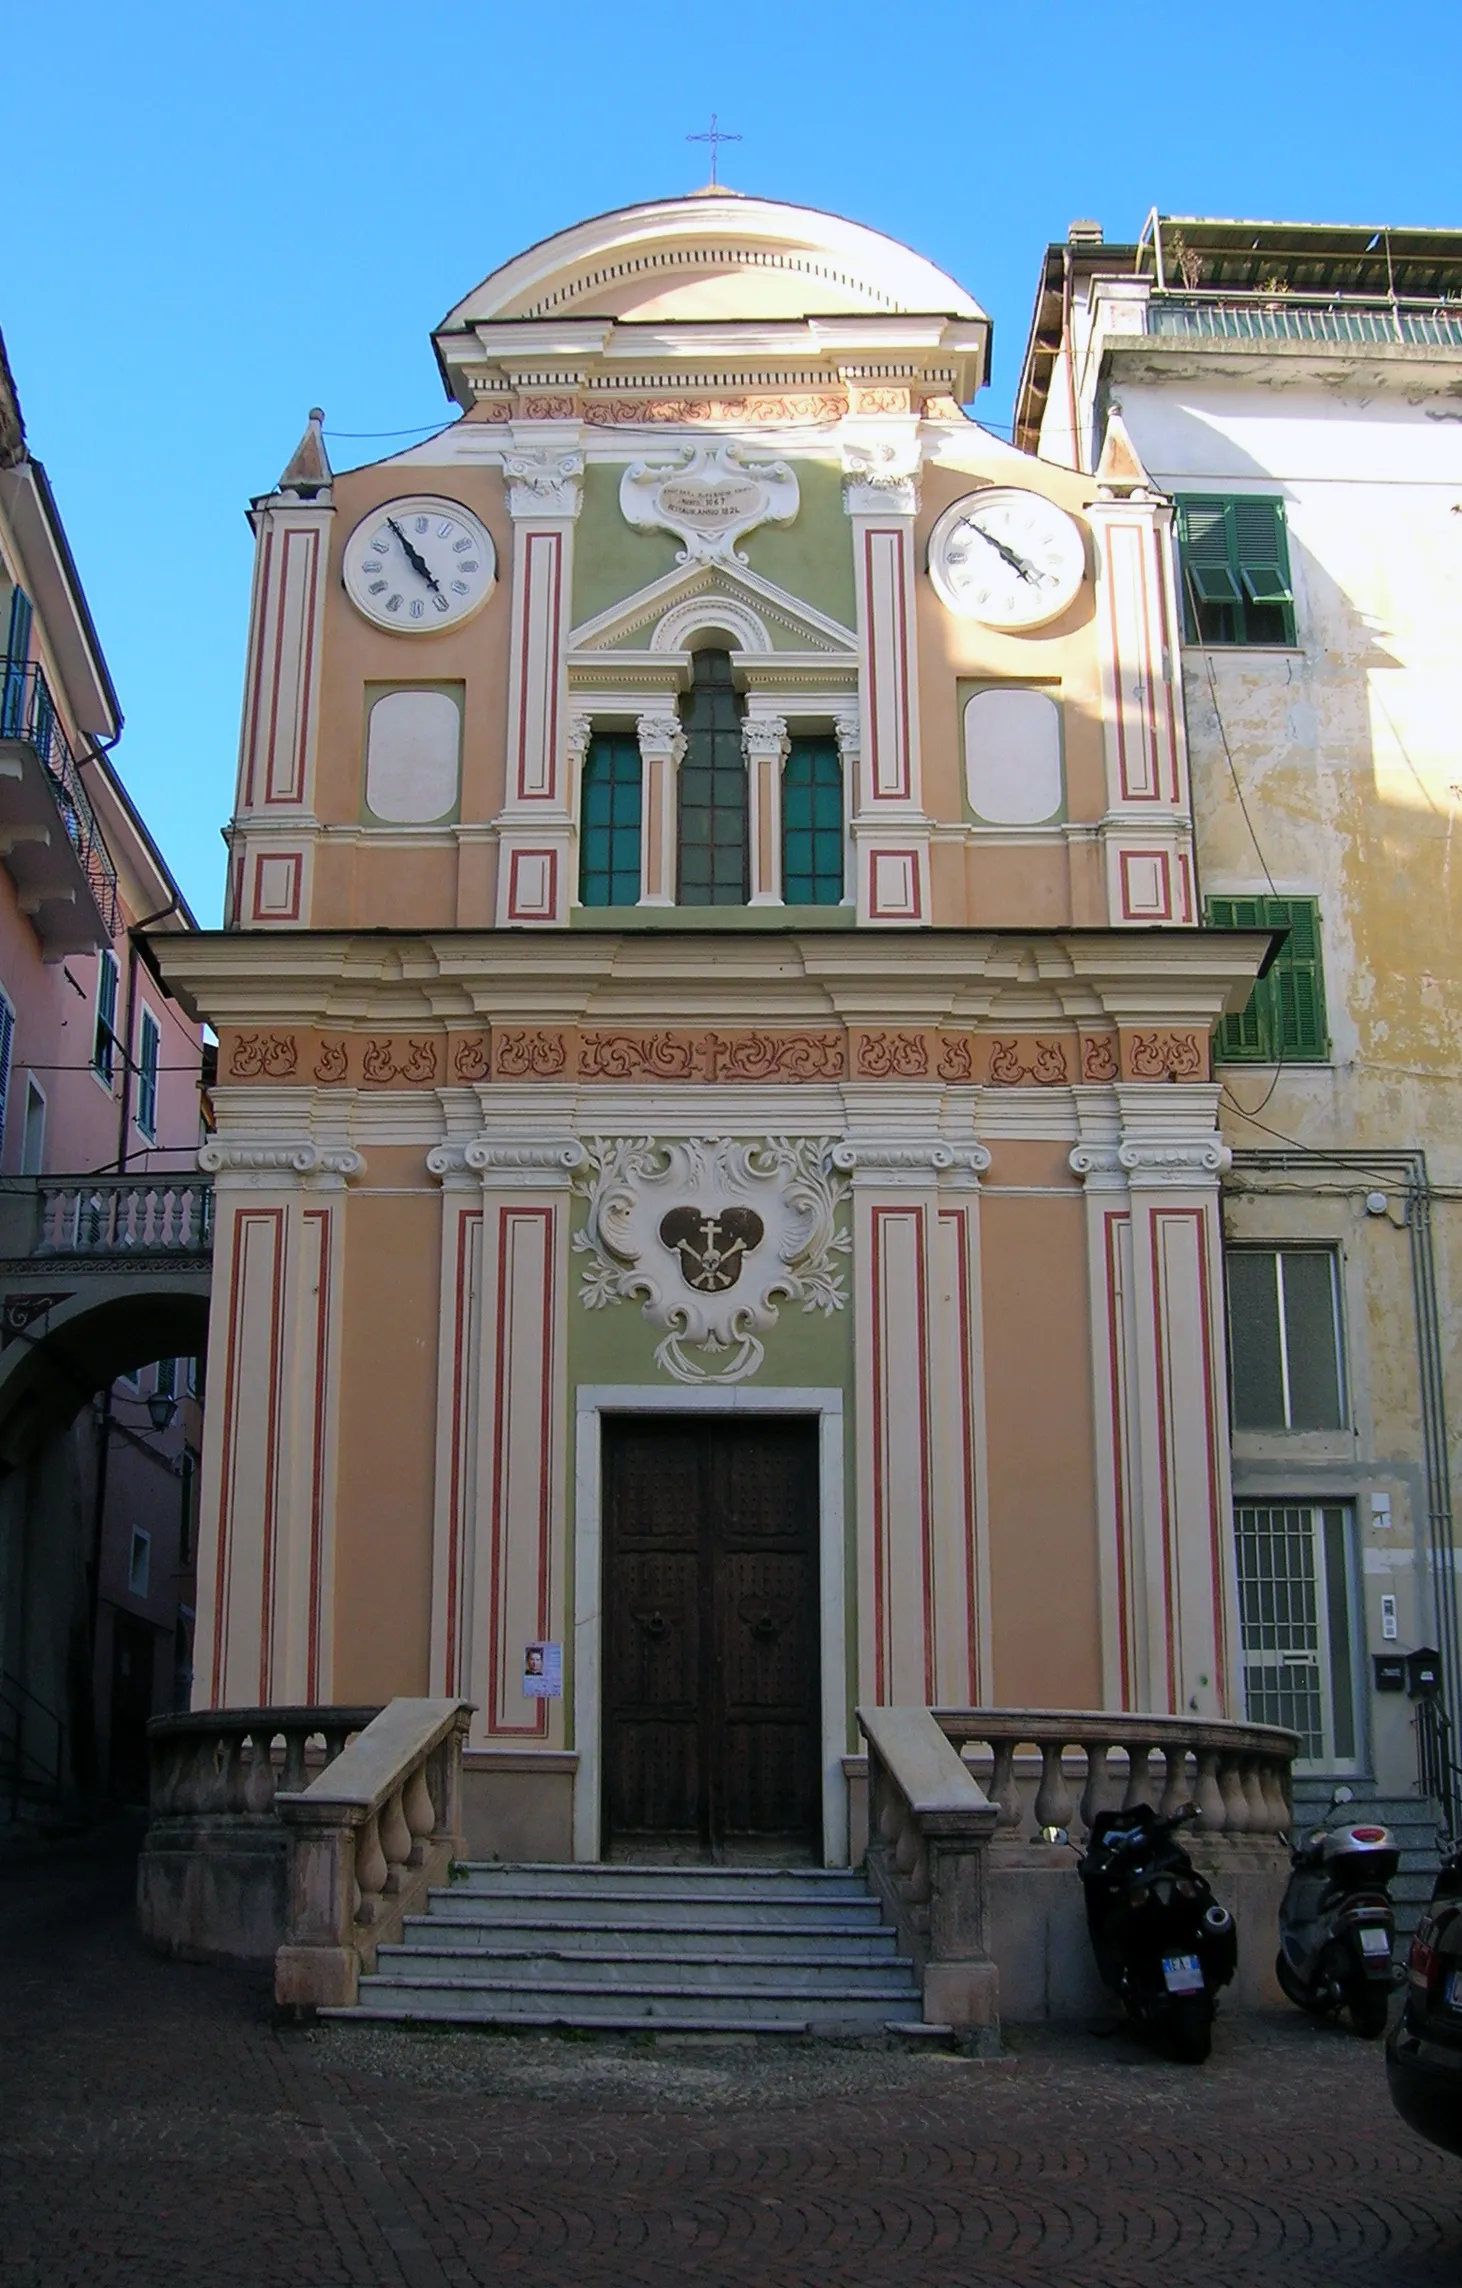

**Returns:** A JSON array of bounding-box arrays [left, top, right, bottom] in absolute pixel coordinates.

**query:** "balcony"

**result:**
[[0, 661, 121, 954], [1146, 291, 1462, 352]]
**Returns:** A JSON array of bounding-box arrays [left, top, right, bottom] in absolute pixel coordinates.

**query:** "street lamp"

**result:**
[[145, 1389, 178, 1434]]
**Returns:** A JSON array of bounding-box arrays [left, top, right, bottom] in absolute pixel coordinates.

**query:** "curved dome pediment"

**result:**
[[441, 195, 985, 329]]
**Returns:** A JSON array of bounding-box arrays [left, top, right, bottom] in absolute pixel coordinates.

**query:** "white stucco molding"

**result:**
[[832, 1139, 991, 1186], [198, 1140, 364, 1187], [427, 1137, 585, 1188]]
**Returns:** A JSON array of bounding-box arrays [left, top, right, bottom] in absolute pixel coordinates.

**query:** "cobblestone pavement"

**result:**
[[3, 1823, 1460, 2288]]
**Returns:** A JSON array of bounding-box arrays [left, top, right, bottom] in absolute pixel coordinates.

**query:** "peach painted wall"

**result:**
[[979, 1153, 1101, 1706], [330, 1153, 441, 1698]]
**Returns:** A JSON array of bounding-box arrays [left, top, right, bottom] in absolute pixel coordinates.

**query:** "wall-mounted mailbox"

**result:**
[[1407, 1646, 1442, 1700], [1373, 1653, 1407, 1694]]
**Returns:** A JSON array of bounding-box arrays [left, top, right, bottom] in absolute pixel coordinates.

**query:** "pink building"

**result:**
[[0, 328, 208, 1815]]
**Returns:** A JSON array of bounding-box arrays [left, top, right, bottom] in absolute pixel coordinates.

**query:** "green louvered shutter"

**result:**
[[1208, 895, 1327, 1061], [1177, 498, 1295, 644]]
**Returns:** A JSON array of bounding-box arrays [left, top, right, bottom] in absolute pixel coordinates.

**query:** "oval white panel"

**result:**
[[963, 688, 1062, 824], [365, 689, 461, 823]]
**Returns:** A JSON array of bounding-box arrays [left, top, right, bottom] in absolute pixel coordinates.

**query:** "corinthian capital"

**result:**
[[742, 715, 789, 764], [841, 437, 922, 517], [636, 713, 686, 765], [504, 448, 584, 518]]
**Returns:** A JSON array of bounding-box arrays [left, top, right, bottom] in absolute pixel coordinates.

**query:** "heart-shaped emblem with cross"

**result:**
[[659, 1205, 765, 1293]]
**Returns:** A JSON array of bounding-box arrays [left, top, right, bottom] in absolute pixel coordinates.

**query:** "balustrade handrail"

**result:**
[[14, 1172, 216, 1258], [273, 1697, 473, 2013], [930, 1705, 1299, 1843], [857, 1706, 1000, 2036], [146, 1704, 381, 1821]]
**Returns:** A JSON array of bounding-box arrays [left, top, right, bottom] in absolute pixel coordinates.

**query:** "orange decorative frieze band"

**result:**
[[215, 1023, 1200, 1088]]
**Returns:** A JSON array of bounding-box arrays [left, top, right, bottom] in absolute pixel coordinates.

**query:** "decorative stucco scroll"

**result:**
[[572, 1135, 849, 1385], [619, 441, 799, 565]]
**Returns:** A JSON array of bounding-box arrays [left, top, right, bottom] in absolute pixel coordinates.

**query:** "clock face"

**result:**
[[929, 488, 1086, 630], [342, 496, 496, 631]]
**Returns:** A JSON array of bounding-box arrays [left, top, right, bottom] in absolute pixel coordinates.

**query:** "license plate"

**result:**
[[1446, 1970, 1462, 2010], [1162, 1953, 1205, 1995], [1358, 1927, 1392, 1959]]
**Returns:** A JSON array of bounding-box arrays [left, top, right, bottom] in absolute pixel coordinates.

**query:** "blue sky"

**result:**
[[6, 0, 1459, 923]]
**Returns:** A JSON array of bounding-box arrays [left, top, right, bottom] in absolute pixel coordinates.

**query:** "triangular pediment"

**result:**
[[568, 556, 858, 660]]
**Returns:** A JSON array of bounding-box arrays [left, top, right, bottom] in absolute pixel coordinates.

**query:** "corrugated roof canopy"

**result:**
[[1139, 217, 1462, 299]]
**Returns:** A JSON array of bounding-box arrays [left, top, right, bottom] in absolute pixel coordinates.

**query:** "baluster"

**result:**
[[243, 1729, 276, 1814], [213, 1732, 241, 1814], [1259, 1757, 1291, 1834], [988, 1739, 1023, 1831], [354, 1810, 389, 1925], [1034, 1739, 1075, 1830], [1240, 1758, 1267, 1831], [1218, 1754, 1250, 1832], [1158, 1745, 1191, 1818], [403, 1762, 435, 1868], [1121, 1741, 1158, 1811], [1079, 1738, 1116, 1835], [379, 1785, 413, 1894], [279, 1725, 309, 1795], [1193, 1749, 1226, 1831]]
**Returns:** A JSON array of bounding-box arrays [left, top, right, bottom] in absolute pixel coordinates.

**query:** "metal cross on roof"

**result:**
[[686, 113, 742, 189]]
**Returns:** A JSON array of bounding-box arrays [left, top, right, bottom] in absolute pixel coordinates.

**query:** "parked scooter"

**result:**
[[1075, 1802, 1238, 2062], [1276, 1786, 1399, 2037]]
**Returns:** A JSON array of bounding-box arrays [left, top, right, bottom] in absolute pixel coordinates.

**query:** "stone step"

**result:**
[[398, 1916, 900, 1961], [371, 1945, 916, 1994], [449, 1862, 866, 1899], [345, 1975, 922, 2028], [426, 1888, 884, 1931]]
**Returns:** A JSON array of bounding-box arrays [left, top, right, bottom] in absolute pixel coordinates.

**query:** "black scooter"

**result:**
[[1076, 1802, 1238, 2062], [1277, 1787, 1399, 2037]]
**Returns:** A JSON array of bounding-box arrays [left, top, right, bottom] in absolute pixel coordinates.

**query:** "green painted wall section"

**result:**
[[741, 460, 855, 631], [570, 458, 856, 636]]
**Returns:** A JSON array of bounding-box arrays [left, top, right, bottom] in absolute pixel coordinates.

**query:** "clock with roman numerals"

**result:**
[[342, 495, 496, 631]]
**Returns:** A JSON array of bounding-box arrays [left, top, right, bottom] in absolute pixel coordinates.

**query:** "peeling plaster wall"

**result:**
[[1114, 375, 1462, 1786]]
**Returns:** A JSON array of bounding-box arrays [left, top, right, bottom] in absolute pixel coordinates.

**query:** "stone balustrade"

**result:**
[[934, 1708, 1297, 1844], [274, 1698, 473, 2012], [140, 1706, 381, 1964], [857, 1705, 1001, 2037]]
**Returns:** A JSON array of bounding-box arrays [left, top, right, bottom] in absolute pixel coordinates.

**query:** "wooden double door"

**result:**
[[603, 1416, 821, 1856]]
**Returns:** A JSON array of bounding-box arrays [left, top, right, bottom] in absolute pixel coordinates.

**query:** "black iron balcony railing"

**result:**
[[0, 660, 121, 939]]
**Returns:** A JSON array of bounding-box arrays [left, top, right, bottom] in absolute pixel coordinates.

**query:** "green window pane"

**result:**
[[782, 737, 843, 905], [579, 734, 642, 907], [1227, 1251, 1286, 1429], [676, 650, 748, 905]]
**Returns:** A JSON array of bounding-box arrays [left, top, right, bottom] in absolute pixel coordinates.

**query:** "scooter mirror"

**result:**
[[1039, 1825, 1070, 1846], [1331, 1785, 1355, 1807]]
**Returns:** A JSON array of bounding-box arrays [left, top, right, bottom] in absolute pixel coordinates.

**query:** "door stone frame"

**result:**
[[573, 1384, 847, 1866]]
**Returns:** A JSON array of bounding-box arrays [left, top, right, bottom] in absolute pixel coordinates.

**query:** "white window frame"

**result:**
[[127, 1526, 151, 1600], [20, 1072, 45, 1175], [93, 949, 120, 1091], [1228, 1245, 1347, 1432]]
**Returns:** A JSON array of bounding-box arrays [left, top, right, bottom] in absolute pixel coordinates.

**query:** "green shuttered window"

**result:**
[[579, 733, 642, 907], [1207, 895, 1328, 1061], [677, 649, 748, 905], [1176, 496, 1295, 646], [782, 737, 844, 905]]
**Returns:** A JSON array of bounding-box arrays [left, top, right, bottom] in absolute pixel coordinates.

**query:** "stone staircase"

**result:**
[[1291, 1782, 1445, 1943], [329, 1863, 924, 2033]]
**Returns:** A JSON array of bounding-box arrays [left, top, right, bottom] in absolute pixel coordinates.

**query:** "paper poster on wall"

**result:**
[[523, 1642, 563, 1698]]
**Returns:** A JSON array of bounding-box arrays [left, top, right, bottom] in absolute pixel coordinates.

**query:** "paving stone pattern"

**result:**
[[2, 1822, 1459, 2287]]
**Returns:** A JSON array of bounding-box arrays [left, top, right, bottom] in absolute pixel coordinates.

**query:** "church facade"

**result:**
[[159, 195, 1271, 1863]]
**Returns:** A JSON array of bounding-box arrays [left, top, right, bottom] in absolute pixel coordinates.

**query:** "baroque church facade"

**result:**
[[160, 194, 1271, 1863]]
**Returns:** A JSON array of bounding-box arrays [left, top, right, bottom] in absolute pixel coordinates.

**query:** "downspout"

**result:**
[[1061, 247, 1083, 475]]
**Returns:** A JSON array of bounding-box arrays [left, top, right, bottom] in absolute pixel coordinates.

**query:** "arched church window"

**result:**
[[579, 733, 642, 907], [782, 738, 843, 905], [677, 649, 747, 905]]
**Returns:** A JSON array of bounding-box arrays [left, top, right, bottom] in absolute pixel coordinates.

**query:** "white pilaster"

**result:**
[[743, 714, 789, 906], [841, 426, 931, 925], [635, 712, 684, 907], [494, 433, 584, 928]]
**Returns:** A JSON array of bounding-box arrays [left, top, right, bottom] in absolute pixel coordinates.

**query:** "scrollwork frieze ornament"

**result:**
[[572, 1136, 850, 1385], [1117, 1138, 1232, 1187]]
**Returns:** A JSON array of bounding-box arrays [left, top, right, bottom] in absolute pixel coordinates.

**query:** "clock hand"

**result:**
[[971, 524, 1043, 586], [387, 517, 441, 593]]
